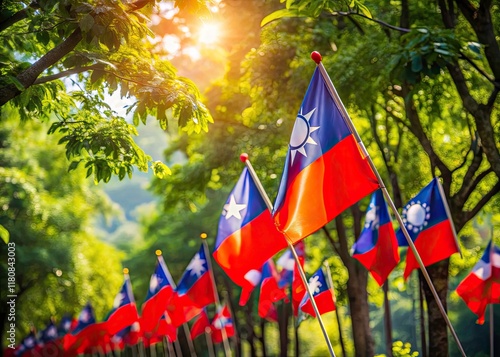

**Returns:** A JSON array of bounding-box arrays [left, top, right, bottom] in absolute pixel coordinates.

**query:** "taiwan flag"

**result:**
[[273, 66, 379, 243], [190, 309, 211, 340], [211, 304, 235, 344], [105, 272, 139, 335], [352, 189, 400, 285], [168, 244, 215, 327], [213, 167, 288, 304], [258, 260, 288, 319], [62, 303, 107, 356], [396, 177, 460, 279], [14, 330, 37, 357], [456, 240, 500, 324], [140, 253, 176, 335], [276, 241, 305, 289], [299, 266, 336, 318]]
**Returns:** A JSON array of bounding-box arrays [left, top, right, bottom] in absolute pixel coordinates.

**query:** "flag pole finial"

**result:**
[[200, 232, 208, 239], [239, 153, 249, 162], [155, 249, 162, 256], [123, 268, 129, 274], [311, 51, 322, 64]]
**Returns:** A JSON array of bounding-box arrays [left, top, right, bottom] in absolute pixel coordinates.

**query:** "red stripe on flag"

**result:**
[[275, 134, 379, 243], [403, 219, 459, 279], [213, 211, 287, 288]]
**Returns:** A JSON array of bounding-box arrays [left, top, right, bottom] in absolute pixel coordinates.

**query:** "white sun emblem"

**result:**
[[402, 200, 431, 233], [308, 275, 322, 294], [79, 309, 90, 323], [149, 274, 159, 293], [289, 108, 320, 163], [187, 253, 206, 277], [364, 203, 380, 230], [223, 195, 246, 220]]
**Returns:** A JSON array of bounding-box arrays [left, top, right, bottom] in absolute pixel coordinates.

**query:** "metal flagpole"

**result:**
[[490, 305, 494, 357], [311, 51, 466, 357], [323, 261, 346, 357], [241, 154, 336, 357], [181, 324, 197, 356], [205, 327, 216, 357], [156, 251, 196, 357], [201, 234, 232, 357]]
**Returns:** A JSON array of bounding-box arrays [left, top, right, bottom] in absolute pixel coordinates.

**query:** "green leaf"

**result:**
[[411, 55, 423, 72], [0, 225, 9, 244], [261, 9, 303, 27], [357, 3, 372, 19], [80, 13, 95, 32]]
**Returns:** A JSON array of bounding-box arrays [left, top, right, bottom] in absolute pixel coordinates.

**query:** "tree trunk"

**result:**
[[346, 264, 374, 357], [278, 301, 290, 357], [420, 260, 450, 357]]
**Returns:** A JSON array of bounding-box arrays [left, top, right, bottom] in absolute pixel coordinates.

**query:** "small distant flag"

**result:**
[[456, 240, 500, 324], [140, 253, 175, 334], [105, 271, 139, 335], [39, 320, 58, 344], [15, 330, 37, 357], [190, 309, 211, 340], [276, 241, 305, 289], [213, 167, 288, 304], [273, 66, 379, 243], [72, 302, 96, 334], [299, 266, 336, 317], [352, 189, 400, 285], [258, 260, 288, 319], [396, 177, 460, 279], [211, 304, 235, 344], [169, 244, 215, 326]]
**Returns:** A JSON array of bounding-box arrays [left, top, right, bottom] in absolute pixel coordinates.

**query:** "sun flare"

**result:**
[[198, 23, 220, 45]]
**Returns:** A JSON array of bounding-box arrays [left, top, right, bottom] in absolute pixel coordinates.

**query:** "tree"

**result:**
[[0, 110, 125, 351], [0, 0, 213, 184]]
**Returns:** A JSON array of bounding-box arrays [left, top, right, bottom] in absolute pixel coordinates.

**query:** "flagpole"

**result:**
[[241, 154, 336, 357], [201, 234, 233, 357], [312, 51, 466, 357], [490, 304, 494, 357], [435, 178, 462, 258], [156, 251, 197, 357], [181, 324, 197, 357], [323, 261, 346, 357], [205, 327, 216, 357]]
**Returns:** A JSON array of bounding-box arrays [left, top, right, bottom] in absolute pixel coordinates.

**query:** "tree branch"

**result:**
[[463, 179, 500, 225], [0, 27, 82, 106], [0, 4, 33, 33], [33, 64, 102, 85], [334, 11, 411, 33]]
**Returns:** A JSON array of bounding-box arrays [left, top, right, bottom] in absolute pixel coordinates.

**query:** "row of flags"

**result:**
[[8, 53, 499, 354]]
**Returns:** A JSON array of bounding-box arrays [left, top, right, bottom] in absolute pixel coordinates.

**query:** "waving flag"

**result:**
[[211, 304, 235, 344], [57, 315, 76, 337], [299, 267, 336, 317], [214, 167, 288, 304], [258, 260, 288, 319], [39, 320, 58, 344], [169, 244, 215, 327], [140, 252, 175, 334], [273, 66, 379, 243], [352, 189, 400, 285], [456, 240, 500, 324], [396, 177, 460, 279], [190, 309, 211, 340], [14, 330, 37, 357], [145, 313, 177, 347], [62, 303, 108, 356], [106, 271, 139, 335]]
